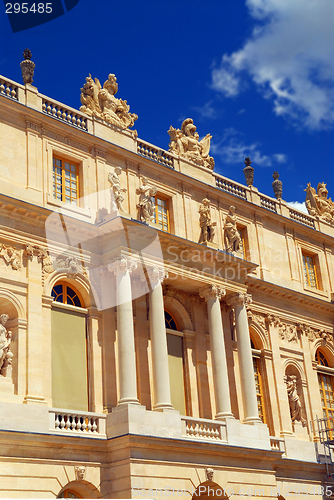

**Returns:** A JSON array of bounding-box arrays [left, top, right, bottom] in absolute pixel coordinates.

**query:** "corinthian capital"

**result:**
[[147, 265, 168, 286], [108, 257, 138, 275], [199, 284, 226, 301], [227, 292, 252, 308]]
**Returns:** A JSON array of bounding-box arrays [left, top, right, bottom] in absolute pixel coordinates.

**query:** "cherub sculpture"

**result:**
[[198, 198, 216, 244], [80, 73, 138, 130], [136, 177, 157, 223], [0, 314, 13, 377], [108, 166, 127, 212], [224, 206, 241, 253], [284, 375, 306, 427], [168, 118, 215, 170], [304, 182, 334, 225]]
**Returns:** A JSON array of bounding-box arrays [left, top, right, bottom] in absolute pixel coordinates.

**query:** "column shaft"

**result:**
[[234, 301, 261, 423], [149, 281, 173, 410], [115, 265, 139, 406]]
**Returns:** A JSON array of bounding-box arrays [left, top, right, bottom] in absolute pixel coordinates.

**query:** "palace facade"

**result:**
[[0, 57, 334, 499]]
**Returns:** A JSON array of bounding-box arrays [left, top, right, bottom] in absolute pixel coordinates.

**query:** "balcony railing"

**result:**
[[0, 76, 22, 101], [289, 208, 316, 228], [137, 139, 174, 169], [260, 195, 277, 213], [270, 436, 285, 453], [181, 416, 227, 442], [49, 408, 106, 437], [214, 174, 247, 200], [41, 96, 88, 131]]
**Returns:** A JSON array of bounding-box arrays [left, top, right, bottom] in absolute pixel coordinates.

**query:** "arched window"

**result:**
[[165, 310, 186, 415], [57, 490, 81, 499], [51, 281, 88, 411], [251, 337, 266, 423], [52, 282, 82, 307], [316, 349, 334, 421]]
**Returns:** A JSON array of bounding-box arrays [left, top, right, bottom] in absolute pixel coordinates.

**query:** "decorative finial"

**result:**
[[20, 49, 35, 85], [243, 157, 254, 186], [272, 171, 282, 200]]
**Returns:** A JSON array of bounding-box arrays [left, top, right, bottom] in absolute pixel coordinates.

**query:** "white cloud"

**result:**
[[211, 129, 287, 167], [192, 101, 218, 120], [212, 0, 334, 129], [287, 201, 308, 214]]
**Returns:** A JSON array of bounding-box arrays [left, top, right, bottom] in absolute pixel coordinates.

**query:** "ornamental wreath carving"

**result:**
[[305, 182, 334, 225], [80, 73, 138, 130], [168, 118, 214, 170]]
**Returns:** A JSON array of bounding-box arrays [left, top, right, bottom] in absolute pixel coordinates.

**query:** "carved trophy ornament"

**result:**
[[0, 314, 13, 377], [305, 182, 334, 225], [224, 206, 241, 253], [108, 166, 127, 212], [198, 198, 216, 244], [80, 73, 138, 130], [168, 118, 215, 170], [20, 48, 35, 85], [243, 157, 254, 187], [284, 375, 306, 427], [136, 177, 157, 223]]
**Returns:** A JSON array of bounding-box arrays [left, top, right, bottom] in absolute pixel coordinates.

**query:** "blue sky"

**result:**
[[1, 0, 333, 210]]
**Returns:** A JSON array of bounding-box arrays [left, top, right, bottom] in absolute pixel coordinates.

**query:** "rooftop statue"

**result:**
[[80, 74, 138, 130], [168, 119, 215, 170], [304, 182, 334, 225]]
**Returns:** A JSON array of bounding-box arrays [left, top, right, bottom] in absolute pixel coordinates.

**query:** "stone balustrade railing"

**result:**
[[214, 174, 247, 200], [49, 409, 106, 436], [0, 76, 23, 101], [181, 416, 227, 441], [137, 139, 174, 169], [260, 195, 277, 213], [41, 96, 88, 131], [289, 208, 316, 228], [270, 436, 285, 453]]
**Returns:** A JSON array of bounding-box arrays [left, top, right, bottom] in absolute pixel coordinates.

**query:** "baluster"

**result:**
[[87, 418, 92, 432], [10, 88, 16, 98], [76, 416, 81, 431], [47, 104, 52, 114], [65, 415, 71, 430], [55, 413, 60, 430], [92, 418, 98, 433], [67, 114, 72, 123], [62, 110, 67, 120], [81, 417, 87, 432], [5, 86, 10, 96], [59, 414, 65, 430], [71, 415, 77, 431], [52, 107, 57, 116], [42, 103, 46, 112], [72, 116, 77, 125], [0, 82, 4, 94], [56, 109, 61, 118]]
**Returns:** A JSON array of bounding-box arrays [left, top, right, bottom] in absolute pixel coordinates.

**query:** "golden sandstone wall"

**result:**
[[0, 73, 333, 498]]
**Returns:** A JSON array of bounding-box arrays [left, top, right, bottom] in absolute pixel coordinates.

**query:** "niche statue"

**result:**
[[0, 314, 13, 377]]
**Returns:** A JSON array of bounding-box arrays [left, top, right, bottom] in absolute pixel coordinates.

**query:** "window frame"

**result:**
[[302, 252, 319, 289], [53, 155, 79, 205], [51, 282, 83, 308], [152, 194, 170, 232]]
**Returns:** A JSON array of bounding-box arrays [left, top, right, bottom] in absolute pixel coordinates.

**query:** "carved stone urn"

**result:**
[[272, 171, 283, 200], [243, 157, 254, 186], [20, 49, 35, 85]]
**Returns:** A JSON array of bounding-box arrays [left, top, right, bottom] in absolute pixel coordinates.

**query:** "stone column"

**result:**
[[109, 257, 139, 406], [200, 285, 234, 420], [148, 266, 174, 411], [227, 293, 261, 424]]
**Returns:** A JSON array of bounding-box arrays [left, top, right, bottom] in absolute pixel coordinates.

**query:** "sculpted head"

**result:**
[[317, 182, 328, 199], [115, 166, 122, 176], [0, 314, 9, 325], [201, 198, 210, 206], [141, 176, 148, 185]]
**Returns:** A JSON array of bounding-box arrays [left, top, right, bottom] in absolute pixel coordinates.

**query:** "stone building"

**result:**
[[0, 57, 334, 499]]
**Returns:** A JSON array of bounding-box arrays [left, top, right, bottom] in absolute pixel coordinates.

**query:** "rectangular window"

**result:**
[[237, 228, 245, 259], [53, 157, 79, 204], [152, 196, 169, 232], [303, 253, 318, 288]]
